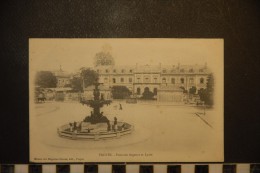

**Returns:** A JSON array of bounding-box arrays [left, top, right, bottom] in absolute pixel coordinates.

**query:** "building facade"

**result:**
[[52, 68, 72, 88], [93, 63, 210, 99]]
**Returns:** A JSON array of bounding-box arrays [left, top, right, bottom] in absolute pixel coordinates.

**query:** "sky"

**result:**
[[29, 38, 223, 73]]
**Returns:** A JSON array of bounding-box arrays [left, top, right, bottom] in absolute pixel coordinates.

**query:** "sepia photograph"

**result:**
[[29, 39, 224, 162]]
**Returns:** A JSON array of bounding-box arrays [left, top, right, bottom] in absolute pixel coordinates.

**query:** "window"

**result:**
[[121, 78, 124, 83], [144, 77, 150, 83], [129, 78, 132, 83], [162, 69, 166, 73], [137, 78, 141, 83], [171, 78, 175, 84], [200, 78, 204, 84], [105, 69, 109, 73], [162, 78, 166, 83], [154, 78, 157, 83], [97, 69, 99, 73], [137, 88, 141, 95], [113, 78, 116, 83], [104, 78, 108, 83], [113, 69, 116, 73], [189, 78, 194, 84], [189, 69, 194, 73], [153, 88, 157, 95], [199, 69, 204, 72], [180, 78, 184, 84], [121, 69, 125, 73], [180, 69, 184, 72], [129, 69, 133, 73]]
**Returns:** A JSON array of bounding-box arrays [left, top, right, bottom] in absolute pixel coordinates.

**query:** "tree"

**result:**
[[198, 74, 214, 106], [179, 86, 188, 93], [189, 86, 197, 95], [81, 68, 99, 88], [70, 77, 82, 91], [141, 87, 155, 100], [111, 86, 131, 99], [35, 71, 57, 88], [94, 52, 115, 67]]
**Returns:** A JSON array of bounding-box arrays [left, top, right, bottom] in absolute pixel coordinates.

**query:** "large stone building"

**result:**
[[52, 67, 72, 88], [92, 63, 210, 101]]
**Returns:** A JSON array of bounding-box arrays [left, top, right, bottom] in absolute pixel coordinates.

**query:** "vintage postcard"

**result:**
[[29, 38, 224, 162]]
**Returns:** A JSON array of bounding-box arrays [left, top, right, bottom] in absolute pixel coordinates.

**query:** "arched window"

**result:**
[[153, 88, 158, 95], [200, 78, 204, 84], [180, 78, 185, 84], [137, 88, 141, 95], [121, 78, 124, 83], [162, 78, 166, 83], [113, 78, 116, 83]]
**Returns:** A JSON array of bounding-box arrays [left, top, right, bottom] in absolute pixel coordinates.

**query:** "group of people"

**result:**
[[69, 121, 82, 132], [107, 117, 118, 132]]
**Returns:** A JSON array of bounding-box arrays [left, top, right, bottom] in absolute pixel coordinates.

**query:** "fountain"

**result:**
[[57, 80, 134, 140]]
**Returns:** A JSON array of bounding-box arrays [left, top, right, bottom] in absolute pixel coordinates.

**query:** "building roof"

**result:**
[[91, 63, 210, 75]]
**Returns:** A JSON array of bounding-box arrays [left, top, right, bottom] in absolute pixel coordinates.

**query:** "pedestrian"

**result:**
[[107, 121, 111, 132]]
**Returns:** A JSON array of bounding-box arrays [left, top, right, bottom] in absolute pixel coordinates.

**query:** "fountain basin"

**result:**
[[57, 121, 134, 140]]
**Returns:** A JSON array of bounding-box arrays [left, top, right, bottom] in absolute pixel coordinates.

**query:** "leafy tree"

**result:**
[[94, 52, 115, 67], [141, 87, 155, 100], [112, 86, 131, 99], [35, 71, 57, 88], [189, 86, 197, 95], [179, 86, 188, 93], [80, 68, 99, 88], [70, 77, 82, 92], [198, 73, 214, 106]]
